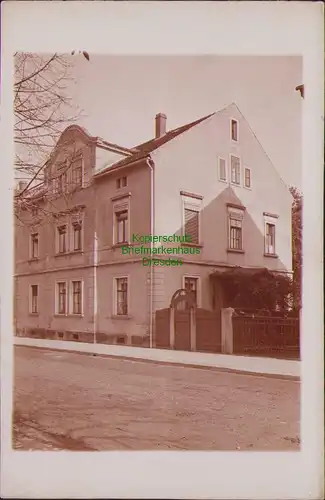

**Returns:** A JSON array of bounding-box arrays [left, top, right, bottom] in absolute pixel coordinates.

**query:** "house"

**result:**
[[14, 103, 293, 347]]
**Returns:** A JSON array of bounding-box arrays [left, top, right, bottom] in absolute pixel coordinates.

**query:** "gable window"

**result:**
[[115, 277, 128, 316], [227, 206, 245, 251], [184, 276, 199, 307], [59, 171, 68, 194], [72, 221, 82, 251], [218, 157, 227, 182], [230, 155, 241, 185], [116, 176, 127, 189], [244, 167, 251, 188], [30, 285, 38, 314], [72, 154, 83, 188], [57, 225, 67, 253], [71, 280, 82, 315], [231, 119, 238, 142], [56, 281, 67, 315], [30, 232, 39, 259]]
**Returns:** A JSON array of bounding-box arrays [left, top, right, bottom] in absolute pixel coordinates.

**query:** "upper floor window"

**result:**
[[116, 176, 127, 189], [115, 210, 128, 244], [230, 155, 241, 185], [72, 221, 82, 251], [227, 205, 245, 251], [231, 119, 238, 142], [218, 157, 227, 182], [244, 167, 251, 188], [181, 191, 202, 245], [57, 225, 67, 253], [30, 232, 39, 259]]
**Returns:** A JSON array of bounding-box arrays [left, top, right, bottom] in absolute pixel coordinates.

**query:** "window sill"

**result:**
[[112, 242, 130, 249], [218, 178, 228, 183], [111, 315, 132, 320], [227, 248, 245, 254], [264, 253, 278, 259], [230, 182, 241, 187], [54, 250, 83, 257], [29, 312, 39, 316], [181, 243, 203, 249], [28, 258, 39, 263]]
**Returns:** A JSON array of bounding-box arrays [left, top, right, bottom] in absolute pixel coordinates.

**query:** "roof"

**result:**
[[95, 112, 214, 177]]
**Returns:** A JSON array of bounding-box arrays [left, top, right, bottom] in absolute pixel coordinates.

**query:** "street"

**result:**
[[13, 346, 300, 451]]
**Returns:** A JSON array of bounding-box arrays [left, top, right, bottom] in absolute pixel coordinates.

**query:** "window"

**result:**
[[115, 277, 128, 315], [72, 154, 83, 188], [71, 280, 82, 315], [59, 171, 68, 193], [72, 221, 82, 251], [30, 233, 39, 259], [218, 158, 227, 182], [265, 222, 276, 255], [184, 277, 198, 306], [30, 285, 38, 314], [184, 208, 199, 244], [31, 206, 39, 217], [244, 167, 251, 188], [231, 119, 238, 142], [228, 206, 245, 251], [115, 209, 128, 244], [57, 282, 67, 315], [57, 225, 67, 253], [230, 155, 241, 185], [116, 176, 127, 189]]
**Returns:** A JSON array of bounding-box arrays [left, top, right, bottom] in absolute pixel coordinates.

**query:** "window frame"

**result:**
[[230, 155, 241, 186], [113, 275, 129, 317], [71, 219, 83, 252], [181, 193, 202, 245], [55, 280, 68, 315], [30, 232, 39, 259], [230, 118, 239, 142], [264, 214, 278, 256], [112, 197, 130, 245], [244, 167, 252, 189], [182, 275, 201, 308], [69, 279, 84, 316], [71, 152, 84, 189], [218, 157, 227, 182], [29, 284, 39, 314], [227, 206, 245, 252], [56, 224, 68, 254]]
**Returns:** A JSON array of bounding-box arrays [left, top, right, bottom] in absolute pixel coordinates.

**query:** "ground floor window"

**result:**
[[30, 284, 38, 313], [115, 277, 128, 315]]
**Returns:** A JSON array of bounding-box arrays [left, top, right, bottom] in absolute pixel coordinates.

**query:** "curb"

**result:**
[[14, 340, 301, 381]]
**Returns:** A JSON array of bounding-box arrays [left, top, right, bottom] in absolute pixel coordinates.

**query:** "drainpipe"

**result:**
[[146, 158, 155, 349], [93, 231, 98, 343]]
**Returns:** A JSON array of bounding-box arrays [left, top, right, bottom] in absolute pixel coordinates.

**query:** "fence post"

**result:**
[[169, 306, 175, 349], [190, 307, 196, 351], [221, 307, 234, 354]]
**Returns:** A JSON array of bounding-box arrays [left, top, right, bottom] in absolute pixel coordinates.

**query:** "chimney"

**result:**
[[155, 113, 167, 138]]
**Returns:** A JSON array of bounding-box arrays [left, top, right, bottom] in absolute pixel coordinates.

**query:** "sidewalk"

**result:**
[[14, 337, 300, 379]]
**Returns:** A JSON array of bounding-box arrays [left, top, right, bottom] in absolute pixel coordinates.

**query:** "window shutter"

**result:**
[[184, 208, 199, 244]]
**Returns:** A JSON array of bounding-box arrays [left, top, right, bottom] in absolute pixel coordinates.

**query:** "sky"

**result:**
[[67, 55, 302, 189]]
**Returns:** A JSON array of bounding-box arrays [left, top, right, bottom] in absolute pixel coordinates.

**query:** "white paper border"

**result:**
[[1, 1, 324, 499]]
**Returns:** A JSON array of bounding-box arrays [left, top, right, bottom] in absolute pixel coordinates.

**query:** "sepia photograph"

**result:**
[[1, 2, 323, 499], [13, 53, 303, 452]]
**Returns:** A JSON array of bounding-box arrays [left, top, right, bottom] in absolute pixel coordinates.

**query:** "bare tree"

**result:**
[[289, 186, 303, 311], [14, 51, 89, 216]]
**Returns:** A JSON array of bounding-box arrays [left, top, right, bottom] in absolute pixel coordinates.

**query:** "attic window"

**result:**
[[231, 119, 238, 142], [116, 176, 127, 189]]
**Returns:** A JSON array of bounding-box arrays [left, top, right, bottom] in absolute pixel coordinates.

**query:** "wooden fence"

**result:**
[[232, 314, 300, 359]]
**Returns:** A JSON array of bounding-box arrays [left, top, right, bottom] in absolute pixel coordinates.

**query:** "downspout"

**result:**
[[93, 230, 98, 343], [146, 157, 155, 349]]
